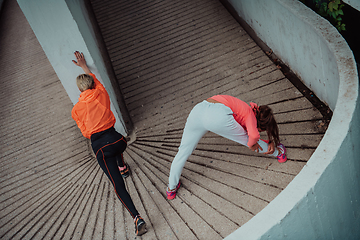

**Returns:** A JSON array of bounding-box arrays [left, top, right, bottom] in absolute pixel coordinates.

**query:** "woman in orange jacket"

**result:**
[[71, 51, 146, 236]]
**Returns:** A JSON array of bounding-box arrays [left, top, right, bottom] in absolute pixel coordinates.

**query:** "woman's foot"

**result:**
[[134, 215, 147, 236], [277, 143, 287, 163], [166, 182, 181, 200]]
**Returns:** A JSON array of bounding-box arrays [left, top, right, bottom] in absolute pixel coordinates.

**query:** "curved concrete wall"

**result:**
[[224, 0, 360, 239]]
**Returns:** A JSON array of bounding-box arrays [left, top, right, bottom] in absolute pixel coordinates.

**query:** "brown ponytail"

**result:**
[[254, 105, 280, 146]]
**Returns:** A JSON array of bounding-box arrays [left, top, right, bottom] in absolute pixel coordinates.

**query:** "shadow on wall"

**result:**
[[0, 0, 5, 12], [302, 0, 360, 64]]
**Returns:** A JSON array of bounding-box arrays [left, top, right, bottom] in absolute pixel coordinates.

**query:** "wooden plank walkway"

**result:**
[[0, 0, 328, 239]]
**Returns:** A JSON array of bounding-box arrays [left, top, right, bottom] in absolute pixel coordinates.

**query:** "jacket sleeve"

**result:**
[[244, 115, 260, 147], [71, 106, 91, 139], [89, 73, 106, 92]]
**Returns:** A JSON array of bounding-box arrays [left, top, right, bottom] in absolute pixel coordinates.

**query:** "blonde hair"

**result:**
[[76, 74, 94, 92]]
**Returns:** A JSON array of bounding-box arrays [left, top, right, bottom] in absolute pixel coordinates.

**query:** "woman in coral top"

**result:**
[[166, 95, 287, 200], [71, 51, 146, 236]]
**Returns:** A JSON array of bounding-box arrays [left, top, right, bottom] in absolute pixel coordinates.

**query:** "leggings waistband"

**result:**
[[90, 127, 115, 142]]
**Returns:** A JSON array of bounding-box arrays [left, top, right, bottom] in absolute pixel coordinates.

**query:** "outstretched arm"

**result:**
[[72, 51, 91, 74]]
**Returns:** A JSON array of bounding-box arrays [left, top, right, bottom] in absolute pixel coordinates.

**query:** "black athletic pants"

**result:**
[[91, 127, 139, 218]]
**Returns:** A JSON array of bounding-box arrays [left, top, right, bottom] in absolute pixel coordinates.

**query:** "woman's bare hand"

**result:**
[[264, 141, 275, 154], [249, 143, 263, 153], [72, 51, 91, 74]]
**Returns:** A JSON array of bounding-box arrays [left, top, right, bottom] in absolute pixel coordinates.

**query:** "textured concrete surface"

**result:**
[[0, 0, 328, 239], [223, 1, 359, 239]]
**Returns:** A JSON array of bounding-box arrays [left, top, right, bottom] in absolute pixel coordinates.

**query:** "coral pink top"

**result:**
[[210, 95, 259, 147]]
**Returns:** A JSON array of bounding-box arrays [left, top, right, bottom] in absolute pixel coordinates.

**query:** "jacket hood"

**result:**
[[78, 88, 100, 102]]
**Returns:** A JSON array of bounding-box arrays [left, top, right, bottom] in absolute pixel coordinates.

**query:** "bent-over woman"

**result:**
[[166, 95, 287, 200]]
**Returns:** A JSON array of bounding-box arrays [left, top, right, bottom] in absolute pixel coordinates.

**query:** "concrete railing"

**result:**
[[223, 0, 360, 239]]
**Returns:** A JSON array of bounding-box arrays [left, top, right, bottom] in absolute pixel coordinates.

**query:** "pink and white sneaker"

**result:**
[[277, 143, 287, 163], [166, 182, 181, 200]]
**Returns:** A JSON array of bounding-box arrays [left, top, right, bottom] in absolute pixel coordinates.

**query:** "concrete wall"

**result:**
[[17, 0, 128, 136], [224, 0, 360, 239]]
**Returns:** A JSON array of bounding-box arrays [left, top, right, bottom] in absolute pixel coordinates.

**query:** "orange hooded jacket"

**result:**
[[71, 73, 116, 139]]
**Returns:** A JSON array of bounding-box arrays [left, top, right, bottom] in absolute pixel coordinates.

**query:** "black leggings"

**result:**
[[91, 127, 139, 218]]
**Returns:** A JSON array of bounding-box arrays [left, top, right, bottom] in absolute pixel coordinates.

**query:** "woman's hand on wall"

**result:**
[[72, 51, 91, 74]]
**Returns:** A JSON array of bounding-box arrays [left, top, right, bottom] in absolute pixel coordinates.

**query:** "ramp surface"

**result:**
[[0, 0, 327, 239]]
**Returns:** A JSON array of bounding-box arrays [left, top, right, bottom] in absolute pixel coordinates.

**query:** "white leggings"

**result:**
[[168, 100, 279, 189]]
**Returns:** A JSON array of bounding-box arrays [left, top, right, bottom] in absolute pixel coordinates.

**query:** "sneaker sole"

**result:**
[[121, 172, 130, 178]]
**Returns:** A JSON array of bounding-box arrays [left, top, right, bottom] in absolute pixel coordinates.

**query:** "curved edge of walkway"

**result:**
[[224, 0, 360, 239]]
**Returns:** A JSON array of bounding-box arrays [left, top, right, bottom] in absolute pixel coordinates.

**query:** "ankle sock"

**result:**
[[134, 215, 141, 222]]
